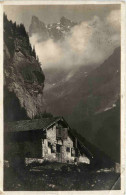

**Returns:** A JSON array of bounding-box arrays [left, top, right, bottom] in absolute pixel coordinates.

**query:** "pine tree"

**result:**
[[19, 23, 27, 36], [32, 46, 36, 59]]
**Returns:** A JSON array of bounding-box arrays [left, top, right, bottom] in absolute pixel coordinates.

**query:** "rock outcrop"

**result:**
[[4, 14, 45, 121]]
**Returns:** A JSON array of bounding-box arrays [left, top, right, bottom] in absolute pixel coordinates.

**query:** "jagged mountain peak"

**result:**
[[29, 15, 47, 38], [31, 15, 45, 26], [31, 15, 39, 22], [60, 16, 71, 23], [29, 15, 77, 41], [60, 16, 76, 27]]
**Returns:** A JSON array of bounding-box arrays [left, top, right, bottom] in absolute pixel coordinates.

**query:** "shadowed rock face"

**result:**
[[4, 15, 45, 121]]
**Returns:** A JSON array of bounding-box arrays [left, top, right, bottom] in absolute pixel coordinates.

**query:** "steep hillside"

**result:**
[[4, 14, 45, 121]]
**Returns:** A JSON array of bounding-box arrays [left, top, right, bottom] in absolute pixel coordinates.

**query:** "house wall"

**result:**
[[62, 136, 74, 163], [41, 124, 76, 163], [6, 122, 91, 165], [43, 125, 57, 161]]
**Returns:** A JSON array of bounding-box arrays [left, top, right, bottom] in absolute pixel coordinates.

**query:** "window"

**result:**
[[51, 146, 55, 153], [75, 148, 78, 157], [66, 147, 70, 152], [56, 144, 61, 153], [48, 142, 55, 153], [48, 142, 51, 147]]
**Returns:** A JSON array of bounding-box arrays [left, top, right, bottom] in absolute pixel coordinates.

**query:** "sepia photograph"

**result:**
[[2, 2, 124, 192]]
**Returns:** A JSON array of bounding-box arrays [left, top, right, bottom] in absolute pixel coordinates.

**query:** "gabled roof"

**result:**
[[77, 139, 93, 159], [5, 117, 93, 158], [5, 117, 64, 133]]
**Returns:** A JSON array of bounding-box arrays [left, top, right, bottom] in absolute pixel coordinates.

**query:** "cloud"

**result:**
[[30, 36, 62, 66], [30, 9, 120, 71], [106, 9, 120, 31]]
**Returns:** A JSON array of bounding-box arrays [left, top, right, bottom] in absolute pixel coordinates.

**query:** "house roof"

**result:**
[[77, 139, 93, 159], [5, 117, 63, 133], [5, 117, 93, 159]]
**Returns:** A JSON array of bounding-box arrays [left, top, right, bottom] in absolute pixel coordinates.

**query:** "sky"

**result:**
[[4, 5, 120, 31], [4, 5, 121, 71]]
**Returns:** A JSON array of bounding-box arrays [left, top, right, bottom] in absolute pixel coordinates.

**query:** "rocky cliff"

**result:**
[[4, 14, 45, 121]]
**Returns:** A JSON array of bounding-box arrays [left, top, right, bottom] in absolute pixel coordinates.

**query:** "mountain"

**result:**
[[29, 16, 77, 41], [29, 16, 49, 41], [4, 13, 120, 163], [44, 47, 120, 162], [45, 47, 120, 115], [4, 14, 45, 121]]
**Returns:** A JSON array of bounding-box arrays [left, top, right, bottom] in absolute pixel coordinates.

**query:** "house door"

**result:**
[[56, 144, 62, 162]]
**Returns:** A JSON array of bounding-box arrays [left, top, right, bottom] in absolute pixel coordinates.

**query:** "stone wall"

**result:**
[[25, 158, 44, 165], [42, 124, 76, 163], [61, 135, 74, 163], [78, 156, 90, 164], [43, 125, 57, 161]]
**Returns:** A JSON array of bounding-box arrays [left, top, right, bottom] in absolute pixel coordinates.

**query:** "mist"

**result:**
[[30, 9, 120, 71]]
